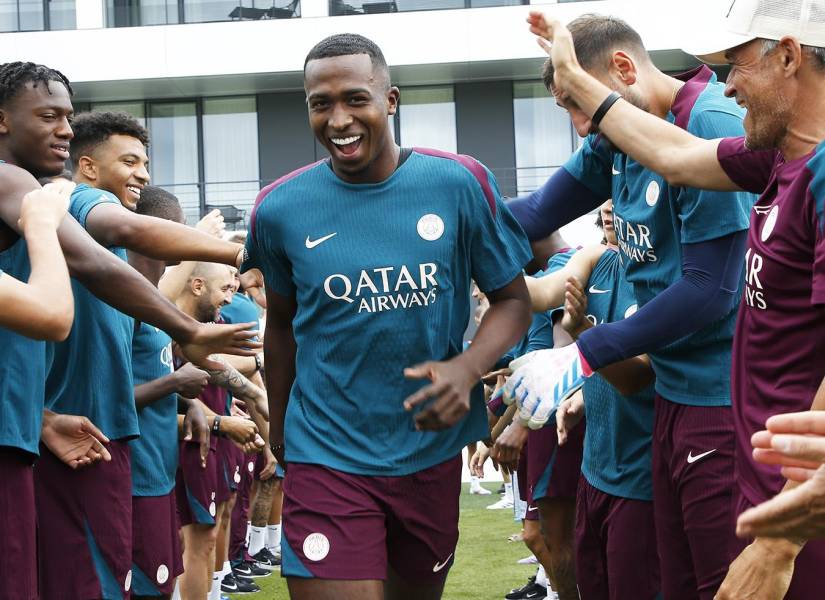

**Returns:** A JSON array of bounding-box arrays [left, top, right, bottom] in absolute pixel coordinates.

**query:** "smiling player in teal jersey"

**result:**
[[0, 62, 259, 600], [34, 110, 263, 599], [242, 34, 532, 600]]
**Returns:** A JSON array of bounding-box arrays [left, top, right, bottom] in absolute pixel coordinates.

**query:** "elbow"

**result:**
[[32, 305, 74, 342], [662, 163, 690, 188], [700, 288, 738, 326]]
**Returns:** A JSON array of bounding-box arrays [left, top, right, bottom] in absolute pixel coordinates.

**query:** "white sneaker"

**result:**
[[469, 483, 492, 495], [486, 497, 514, 510], [517, 555, 538, 565]]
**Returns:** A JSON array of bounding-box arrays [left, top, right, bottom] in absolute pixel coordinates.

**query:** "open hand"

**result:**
[[181, 401, 210, 468], [526, 11, 582, 87], [556, 391, 584, 445], [180, 321, 262, 371], [41, 411, 111, 469], [19, 180, 75, 231]]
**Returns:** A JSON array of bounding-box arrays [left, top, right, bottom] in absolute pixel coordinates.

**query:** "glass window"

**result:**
[[107, 0, 178, 27], [148, 102, 201, 223], [202, 97, 260, 227], [330, 0, 526, 16], [513, 81, 575, 194], [47, 0, 75, 29], [90, 101, 147, 127], [398, 86, 456, 154]]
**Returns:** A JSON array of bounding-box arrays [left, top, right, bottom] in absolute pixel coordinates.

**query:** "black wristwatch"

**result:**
[[212, 414, 221, 435], [270, 442, 284, 456], [254, 353, 263, 372]]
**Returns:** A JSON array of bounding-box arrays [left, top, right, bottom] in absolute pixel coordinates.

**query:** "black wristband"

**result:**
[[591, 91, 622, 127], [212, 414, 221, 435], [270, 442, 284, 456]]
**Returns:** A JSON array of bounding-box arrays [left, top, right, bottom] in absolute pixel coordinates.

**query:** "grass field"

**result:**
[[230, 482, 536, 600]]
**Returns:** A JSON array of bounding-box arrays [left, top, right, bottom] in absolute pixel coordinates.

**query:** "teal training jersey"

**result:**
[[130, 322, 178, 496], [564, 66, 755, 405], [221, 291, 260, 328], [0, 238, 47, 454], [580, 248, 655, 500], [243, 149, 532, 476], [45, 184, 138, 440]]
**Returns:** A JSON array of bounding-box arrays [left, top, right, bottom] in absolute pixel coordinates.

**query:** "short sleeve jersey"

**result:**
[[221, 292, 260, 329], [242, 148, 532, 476], [45, 184, 138, 440], [718, 138, 825, 505], [0, 236, 47, 455], [579, 248, 655, 501], [130, 322, 178, 497], [563, 66, 755, 406]]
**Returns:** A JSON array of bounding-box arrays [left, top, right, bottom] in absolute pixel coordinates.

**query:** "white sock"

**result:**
[[266, 524, 281, 550], [535, 565, 548, 588], [471, 475, 480, 485], [208, 574, 221, 600], [245, 521, 252, 547], [504, 482, 514, 502], [249, 525, 267, 556], [171, 580, 181, 600], [222, 560, 232, 577]]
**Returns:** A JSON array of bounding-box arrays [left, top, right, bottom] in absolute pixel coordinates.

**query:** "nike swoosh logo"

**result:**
[[305, 232, 337, 249], [612, 166, 621, 175], [432, 553, 453, 573], [687, 449, 717, 464], [589, 286, 610, 294], [223, 582, 238, 590], [527, 506, 538, 512], [525, 593, 542, 599]]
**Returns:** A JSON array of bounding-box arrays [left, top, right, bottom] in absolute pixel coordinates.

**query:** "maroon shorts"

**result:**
[[34, 440, 133, 600], [575, 475, 660, 600], [528, 418, 584, 502], [216, 436, 243, 502], [176, 440, 218, 526], [281, 457, 461, 583], [131, 491, 184, 596], [652, 395, 736, 600], [0, 447, 36, 600], [731, 488, 825, 600], [229, 454, 259, 561], [514, 444, 538, 521]]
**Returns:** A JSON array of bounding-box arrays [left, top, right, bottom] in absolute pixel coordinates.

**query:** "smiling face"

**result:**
[[80, 133, 150, 210], [194, 265, 235, 323], [724, 39, 795, 151], [0, 80, 73, 178], [304, 53, 399, 183]]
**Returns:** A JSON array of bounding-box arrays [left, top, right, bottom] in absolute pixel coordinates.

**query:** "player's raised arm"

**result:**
[[528, 11, 738, 191], [0, 181, 74, 340], [0, 166, 260, 363]]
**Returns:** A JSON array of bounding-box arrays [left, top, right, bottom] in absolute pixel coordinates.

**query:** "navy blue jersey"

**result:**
[[243, 149, 531, 476]]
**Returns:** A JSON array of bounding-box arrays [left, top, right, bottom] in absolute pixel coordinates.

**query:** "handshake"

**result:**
[[495, 342, 592, 430]]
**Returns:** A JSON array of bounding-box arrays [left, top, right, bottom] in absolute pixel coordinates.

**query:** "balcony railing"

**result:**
[[106, 0, 300, 28], [329, 0, 528, 16]]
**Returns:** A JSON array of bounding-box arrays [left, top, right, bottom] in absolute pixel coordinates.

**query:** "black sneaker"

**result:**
[[221, 571, 260, 594], [505, 576, 547, 600], [233, 559, 271, 579], [252, 547, 282, 571]]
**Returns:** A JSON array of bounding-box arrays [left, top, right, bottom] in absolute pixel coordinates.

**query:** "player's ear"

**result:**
[[76, 155, 98, 182], [191, 277, 205, 296], [387, 86, 400, 116], [0, 108, 8, 135], [611, 51, 637, 86]]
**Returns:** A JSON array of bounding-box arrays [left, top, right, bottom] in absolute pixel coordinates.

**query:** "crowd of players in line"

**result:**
[[2, 2, 825, 600]]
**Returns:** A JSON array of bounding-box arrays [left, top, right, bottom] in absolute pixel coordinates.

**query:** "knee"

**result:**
[[523, 526, 545, 555]]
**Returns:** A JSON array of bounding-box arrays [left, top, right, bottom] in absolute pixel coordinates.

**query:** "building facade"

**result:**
[[0, 0, 704, 225]]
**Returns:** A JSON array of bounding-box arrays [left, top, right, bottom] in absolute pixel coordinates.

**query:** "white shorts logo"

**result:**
[[761, 205, 779, 242], [417, 214, 444, 241], [234, 469, 241, 484], [156, 564, 169, 585], [624, 304, 638, 319], [645, 180, 660, 207], [209, 501, 217, 517], [303, 532, 330, 562], [124, 570, 132, 592], [248, 461, 255, 473]]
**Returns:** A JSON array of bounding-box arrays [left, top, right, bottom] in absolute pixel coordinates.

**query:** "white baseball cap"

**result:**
[[682, 0, 825, 64]]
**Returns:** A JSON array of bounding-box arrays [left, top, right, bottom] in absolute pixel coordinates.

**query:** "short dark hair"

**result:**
[[69, 111, 149, 165], [136, 186, 183, 222], [304, 33, 389, 80], [0, 61, 72, 107], [542, 14, 649, 90]]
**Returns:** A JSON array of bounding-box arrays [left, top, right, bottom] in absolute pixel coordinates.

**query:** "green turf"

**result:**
[[230, 483, 536, 600]]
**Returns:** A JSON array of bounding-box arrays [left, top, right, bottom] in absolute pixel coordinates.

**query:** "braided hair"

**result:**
[[0, 61, 72, 106]]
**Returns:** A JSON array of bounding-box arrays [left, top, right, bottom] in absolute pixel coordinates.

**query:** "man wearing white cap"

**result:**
[[518, 1, 825, 598]]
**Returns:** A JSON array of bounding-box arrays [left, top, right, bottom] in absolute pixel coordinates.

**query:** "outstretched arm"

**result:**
[[527, 11, 739, 191], [526, 244, 607, 312], [0, 182, 74, 340]]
